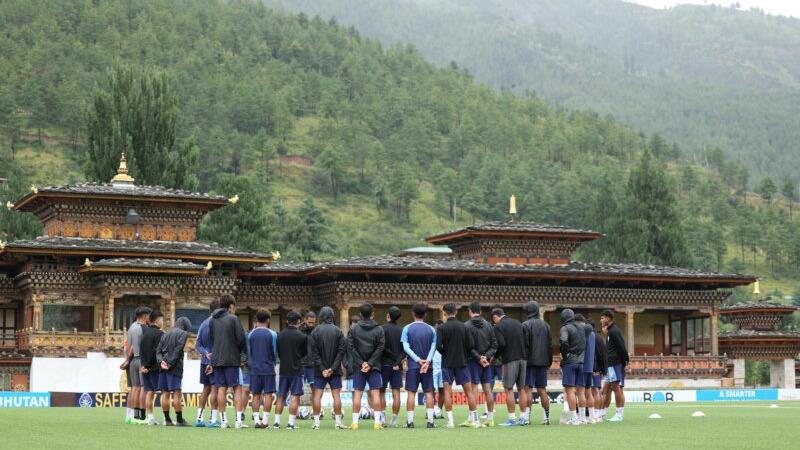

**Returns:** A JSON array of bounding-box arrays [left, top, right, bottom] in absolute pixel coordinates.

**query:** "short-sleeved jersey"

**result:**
[[127, 322, 144, 357], [247, 327, 278, 375], [401, 321, 437, 370]]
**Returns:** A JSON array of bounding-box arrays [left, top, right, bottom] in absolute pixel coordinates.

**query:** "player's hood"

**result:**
[[469, 315, 486, 328], [560, 308, 575, 325], [212, 307, 228, 319], [175, 316, 191, 332], [357, 319, 379, 330], [318, 306, 335, 325], [526, 301, 540, 319]]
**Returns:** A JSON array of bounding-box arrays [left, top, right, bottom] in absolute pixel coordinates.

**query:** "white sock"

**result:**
[[253, 412, 260, 423], [374, 412, 382, 426], [426, 408, 434, 422], [313, 415, 320, 426], [390, 414, 398, 425], [509, 412, 516, 421], [236, 411, 244, 422], [335, 414, 342, 426], [488, 410, 494, 420], [407, 411, 414, 423], [579, 407, 586, 419], [617, 407, 624, 417], [446, 411, 454, 426], [221, 412, 227, 424], [288, 414, 296, 426], [127, 408, 134, 418], [147, 413, 154, 420], [263, 412, 270, 424], [352, 413, 359, 424], [197, 408, 204, 421], [469, 410, 477, 422], [274, 414, 281, 425], [210, 410, 218, 423], [571, 410, 578, 420]]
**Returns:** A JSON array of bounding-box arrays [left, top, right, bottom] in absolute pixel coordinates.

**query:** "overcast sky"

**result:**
[[626, 1, 800, 17]]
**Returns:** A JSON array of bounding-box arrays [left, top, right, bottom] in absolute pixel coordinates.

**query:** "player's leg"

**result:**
[[252, 389, 262, 427], [311, 383, 323, 430], [369, 386, 384, 430], [331, 387, 343, 428], [481, 382, 495, 426], [576, 386, 586, 422], [173, 388, 186, 426], [537, 386, 550, 425], [351, 389, 363, 428], [391, 386, 401, 427], [161, 388, 173, 425], [287, 392, 300, 430], [263, 392, 274, 427], [443, 380, 454, 428]]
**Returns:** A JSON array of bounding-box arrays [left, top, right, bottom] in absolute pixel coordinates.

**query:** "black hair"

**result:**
[[412, 303, 427, 319], [491, 308, 505, 318], [219, 294, 235, 310], [209, 299, 220, 313], [149, 310, 163, 322], [287, 311, 301, 325], [443, 303, 457, 315], [134, 306, 152, 319], [601, 309, 614, 320], [469, 302, 481, 314], [388, 306, 401, 322], [434, 319, 444, 326], [256, 309, 271, 323], [574, 313, 586, 322], [304, 310, 316, 319], [359, 303, 374, 319], [350, 315, 361, 325]]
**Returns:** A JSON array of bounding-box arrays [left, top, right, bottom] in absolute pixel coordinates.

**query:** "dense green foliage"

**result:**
[[266, 0, 800, 182], [0, 0, 799, 295]]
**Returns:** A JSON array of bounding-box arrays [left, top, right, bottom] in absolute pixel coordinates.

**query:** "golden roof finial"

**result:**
[[0, 241, 6, 251], [5, 201, 13, 210], [111, 152, 135, 185], [509, 195, 517, 219], [271, 251, 281, 261], [752, 279, 761, 295], [204, 261, 213, 271], [30, 185, 38, 194], [228, 194, 239, 204], [83, 258, 92, 267]]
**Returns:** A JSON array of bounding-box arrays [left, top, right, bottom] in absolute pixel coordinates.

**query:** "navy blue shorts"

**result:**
[[352, 370, 382, 391], [406, 368, 434, 393], [142, 371, 161, 392], [278, 375, 304, 397], [525, 365, 548, 389], [199, 363, 212, 386], [442, 367, 471, 386], [592, 374, 602, 388], [160, 373, 182, 392], [381, 365, 403, 389], [492, 365, 503, 380], [583, 373, 595, 388], [314, 374, 343, 390], [609, 364, 625, 387], [467, 360, 491, 385], [250, 374, 276, 394], [561, 363, 583, 387], [213, 366, 240, 388], [304, 367, 316, 386]]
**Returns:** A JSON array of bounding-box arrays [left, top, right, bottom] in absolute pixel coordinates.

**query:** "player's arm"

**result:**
[[347, 330, 364, 367], [195, 322, 210, 359], [169, 331, 188, 368], [401, 326, 421, 362], [309, 332, 323, 372], [559, 326, 569, 359], [468, 328, 481, 362], [486, 326, 498, 362], [367, 328, 385, 369], [546, 323, 553, 366], [332, 331, 346, 373]]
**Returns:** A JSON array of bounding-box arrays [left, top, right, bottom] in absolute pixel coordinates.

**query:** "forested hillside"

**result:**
[[1, 0, 800, 301], [265, 0, 800, 182]]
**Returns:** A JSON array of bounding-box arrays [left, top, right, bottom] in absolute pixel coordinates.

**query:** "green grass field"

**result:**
[[0, 402, 796, 449]]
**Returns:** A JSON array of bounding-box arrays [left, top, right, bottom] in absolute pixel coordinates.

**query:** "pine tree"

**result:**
[[782, 179, 798, 219], [0, 158, 43, 241], [198, 174, 271, 252], [85, 65, 195, 187], [757, 176, 777, 206], [286, 197, 331, 261], [626, 149, 693, 267]]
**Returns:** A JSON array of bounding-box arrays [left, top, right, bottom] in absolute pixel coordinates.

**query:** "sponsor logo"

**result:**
[[696, 389, 778, 402], [0, 392, 51, 408], [78, 393, 94, 408]]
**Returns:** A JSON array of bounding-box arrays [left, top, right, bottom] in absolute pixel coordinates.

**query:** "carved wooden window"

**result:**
[[175, 309, 207, 334], [0, 308, 15, 347], [42, 305, 93, 332]]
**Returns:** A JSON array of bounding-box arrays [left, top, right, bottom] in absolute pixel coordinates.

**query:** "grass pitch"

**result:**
[[1, 402, 796, 449]]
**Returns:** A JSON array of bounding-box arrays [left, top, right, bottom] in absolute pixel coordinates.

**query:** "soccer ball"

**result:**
[[359, 406, 374, 420], [298, 406, 311, 420]]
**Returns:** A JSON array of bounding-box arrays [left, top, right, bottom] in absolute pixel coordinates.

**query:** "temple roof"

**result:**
[[718, 329, 800, 339], [12, 182, 229, 211], [720, 300, 798, 313], [79, 257, 207, 275], [426, 220, 603, 245], [1, 236, 273, 263], [250, 255, 754, 285]]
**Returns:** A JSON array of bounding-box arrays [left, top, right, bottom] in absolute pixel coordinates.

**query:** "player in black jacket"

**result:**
[[590, 319, 608, 423], [139, 310, 164, 426], [437, 303, 479, 428], [347, 303, 386, 430], [464, 301, 497, 426], [274, 311, 308, 430], [601, 309, 629, 422], [379, 306, 404, 428]]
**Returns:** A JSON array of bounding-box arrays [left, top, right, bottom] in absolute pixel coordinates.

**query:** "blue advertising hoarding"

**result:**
[[0, 392, 51, 408], [695, 388, 779, 402]]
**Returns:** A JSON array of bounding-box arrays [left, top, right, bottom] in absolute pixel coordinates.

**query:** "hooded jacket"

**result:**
[[494, 315, 526, 363], [347, 319, 386, 371], [141, 324, 164, 371], [559, 309, 586, 366], [209, 308, 247, 368], [522, 302, 553, 367], [436, 317, 474, 368], [464, 315, 497, 363], [381, 320, 405, 367], [593, 331, 609, 375], [309, 307, 347, 376], [581, 322, 596, 373], [195, 316, 213, 365], [278, 325, 308, 376], [156, 317, 191, 378], [606, 322, 629, 367]]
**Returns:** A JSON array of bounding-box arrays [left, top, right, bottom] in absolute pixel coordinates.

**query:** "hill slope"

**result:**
[[264, 0, 800, 181]]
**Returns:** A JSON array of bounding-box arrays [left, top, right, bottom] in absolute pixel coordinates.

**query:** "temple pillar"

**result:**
[[32, 293, 43, 331], [732, 359, 745, 387], [710, 308, 719, 356], [626, 308, 635, 356], [340, 303, 350, 335], [769, 359, 795, 389], [539, 304, 556, 321], [168, 297, 176, 327]]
